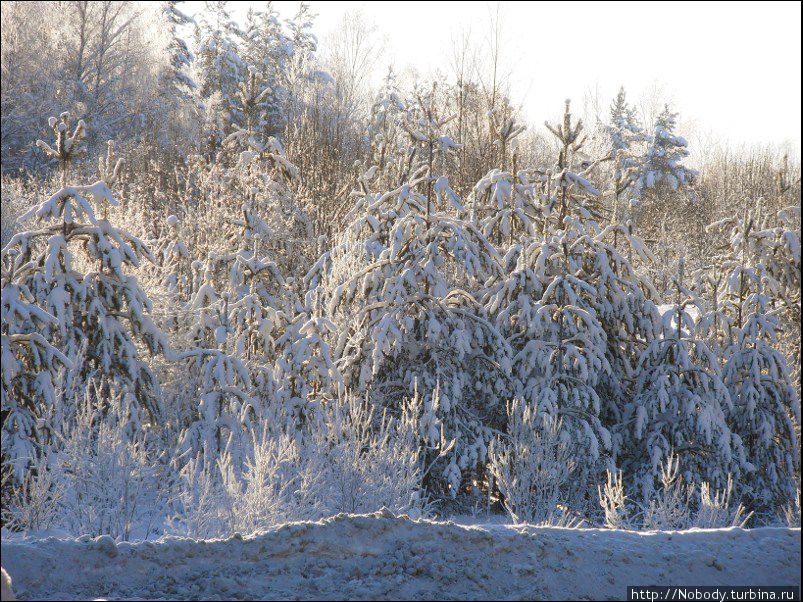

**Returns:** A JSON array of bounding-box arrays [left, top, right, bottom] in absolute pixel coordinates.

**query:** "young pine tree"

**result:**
[[2, 114, 170, 456], [630, 258, 743, 501], [637, 104, 695, 194], [312, 138, 511, 497], [605, 87, 645, 241], [707, 204, 800, 512]]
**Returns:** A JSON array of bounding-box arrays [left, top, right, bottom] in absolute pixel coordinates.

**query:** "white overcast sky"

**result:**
[[186, 1, 802, 152]]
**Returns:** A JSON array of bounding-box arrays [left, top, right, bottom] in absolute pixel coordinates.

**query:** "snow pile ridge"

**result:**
[[1, 512, 800, 600]]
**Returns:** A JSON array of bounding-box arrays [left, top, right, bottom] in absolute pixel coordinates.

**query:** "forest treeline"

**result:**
[[1, 1, 800, 537]]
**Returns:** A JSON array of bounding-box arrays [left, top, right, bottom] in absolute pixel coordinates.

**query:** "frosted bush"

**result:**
[[694, 476, 750, 528], [170, 447, 232, 539], [0, 176, 32, 248], [172, 392, 427, 537], [598, 470, 632, 529], [618, 455, 751, 530], [641, 454, 695, 530], [222, 430, 320, 533], [5, 381, 165, 540], [309, 393, 426, 516], [1, 456, 64, 534], [489, 400, 577, 525], [53, 385, 167, 541], [172, 430, 314, 539]]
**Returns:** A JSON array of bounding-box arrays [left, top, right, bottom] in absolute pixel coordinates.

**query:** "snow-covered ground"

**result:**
[[2, 512, 799, 600]]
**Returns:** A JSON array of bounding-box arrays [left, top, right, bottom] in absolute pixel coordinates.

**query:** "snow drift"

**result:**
[[2, 512, 800, 600]]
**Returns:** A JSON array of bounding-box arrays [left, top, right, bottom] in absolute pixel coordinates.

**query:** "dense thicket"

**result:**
[[1, 1, 800, 535]]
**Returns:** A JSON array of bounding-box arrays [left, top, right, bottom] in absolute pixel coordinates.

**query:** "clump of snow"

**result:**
[[1, 513, 799, 600]]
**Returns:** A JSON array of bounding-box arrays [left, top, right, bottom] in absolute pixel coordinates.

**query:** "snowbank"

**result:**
[[2, 512, 799, 600]]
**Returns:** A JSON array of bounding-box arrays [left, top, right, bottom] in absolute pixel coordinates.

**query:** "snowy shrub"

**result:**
[[641, 454, 694, 530], [5, 376, 167, 540], [172, 392, 427, 537], [0, 455, 64, 534], [53, 385, 167, 541], [309, 393, 426, 517], [489, 399, 579, 525], [173, 431, 318, 538], [598, 470, 632, 530], [694, 476, 751, 529], [170, 447, 231, 539], [638, 455, 749, 530], [219, 430, 317, 534], [0, 176, 34, 248]]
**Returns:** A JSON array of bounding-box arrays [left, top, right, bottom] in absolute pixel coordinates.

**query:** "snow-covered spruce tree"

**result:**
[[156, 0, 197, 116], [604, 87, 645, 240], [280, 1, 319, 124], [177, 248, 269, 457], [194, 1, 244, 139], [763, 205, 801, 401], [1, 266, 71, 474], [175, 118, 323, 450], [241, 3, 289, 138], [224, 78, 313, 275], [145, 1, 201, 154], [273, 293, 342, 427], [353, 80, 459, 208], [485, 101, 660, 501], [637, 104, 695, 195], [365, 68, 410, 189], [405, 82, 463, 190], [693, 261, 731, 360], [159, 214, 191, 303], [225, 90, 322, 414], [559, 99, 672, 441], [468, 115, 538, 252], [179, 80, 311, 297], [227, 249, 285, 360], [723, 293, 799, 512], [311, 113, 512, 497], [176, 259, 256, 457], [486, 223, 614, 499], [202, 91, 233, 158], [176, 346, 254, 457], [227, 68, 274, 148], [706, 204, 800, 512], [3, 115, 169, 440], [629, 104, 699, 296], [630, 258, 742, 500]]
